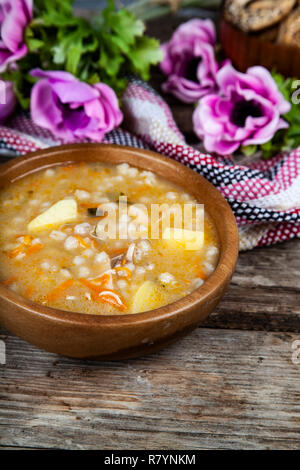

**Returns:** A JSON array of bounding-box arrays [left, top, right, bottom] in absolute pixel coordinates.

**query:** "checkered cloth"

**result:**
[[0, 79, 299, 251]]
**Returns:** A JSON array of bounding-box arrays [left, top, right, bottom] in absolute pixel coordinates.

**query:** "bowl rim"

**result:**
[[0, 143, 239, 328]]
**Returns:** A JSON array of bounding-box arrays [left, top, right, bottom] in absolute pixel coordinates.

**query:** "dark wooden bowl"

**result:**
[[0, 144, 238, 360], [220, 16, 300, 77]]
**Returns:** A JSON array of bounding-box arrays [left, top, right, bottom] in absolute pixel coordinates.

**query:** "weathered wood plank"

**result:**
[[1, 327, 300, 450], [0, 446, 46, 450], [204, 238, 300, 332]]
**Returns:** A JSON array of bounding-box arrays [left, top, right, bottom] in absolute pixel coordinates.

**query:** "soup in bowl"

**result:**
[[0, 144, 238, 359]]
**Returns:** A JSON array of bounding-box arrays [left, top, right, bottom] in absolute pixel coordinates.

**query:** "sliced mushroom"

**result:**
[[111, 254, 125, 268]]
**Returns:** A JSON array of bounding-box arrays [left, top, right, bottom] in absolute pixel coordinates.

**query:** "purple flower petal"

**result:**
[[163, 75, 211, 103], [30, 79, 63, 131], [204, 134, 240, 155], [160, 44, 173, 76], [30, 69, 78, 83], [247, 66, 291, 115], [0, 43, 27, 72], [30, 71, 123, 143], [175, 19, 216, 46], [52, 80, 98, 104], [0, 0, 32, 71], [160, 19, 218, 103], [93, 82, 123, 130], [193, 62, 291, 155]]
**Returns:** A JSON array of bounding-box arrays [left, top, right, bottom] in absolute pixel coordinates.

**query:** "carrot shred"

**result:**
[[74, 235, 90, 248], [8, 244, 24, 258], [90, 274, 111, 285], [106, 246, 128, 257], [62, 165, 75, 171], [25, 285, 34, 297], [2, 276, 17, 286], [23, 235, 33, 246], [80, 202, 101, 208], [91, 290, 127, 311], [79, 279, 100, 292], [79, 274, 110, 293], [8, 237, 42, 258], [196, 268, 206, 280], [25, 243, 43, 256], [46, 279, 74, 302], [85, 235, 98, 249], [14, 234, 32, 241]]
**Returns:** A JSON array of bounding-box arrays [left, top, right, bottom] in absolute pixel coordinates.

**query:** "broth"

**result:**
[[0, 162, 219, 314]]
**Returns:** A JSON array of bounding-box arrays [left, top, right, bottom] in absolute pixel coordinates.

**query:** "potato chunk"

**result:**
[[132, 281, 166, 313], [162, 227, 204, 250], [28, 199, 78, 233]]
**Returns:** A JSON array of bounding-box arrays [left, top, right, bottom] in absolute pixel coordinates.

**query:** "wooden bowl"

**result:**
[[0, 144, 238, 360], [220, 16, 300, 77]]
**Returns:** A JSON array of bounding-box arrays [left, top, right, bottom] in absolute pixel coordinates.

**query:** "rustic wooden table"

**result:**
[[0, 12, 300, 451]]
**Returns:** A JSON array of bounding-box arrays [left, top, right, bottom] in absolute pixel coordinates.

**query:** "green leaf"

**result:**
[[87, 73, 101, 85], [260, 140, 273, 152], [15, 91, 30, 110], [109, 34, 131, 54], [240, 145, 257, 157], [103, 6, 144, 46], [27, 38, 44, 51], [25, 25, 44, 52], [34, 0, 73, 15], [99, 46, 124, 77], [66, 42, 82, 75], [51, 24, 98, 75], [127, 36, 163, 79], [94, 0, 161, 84]]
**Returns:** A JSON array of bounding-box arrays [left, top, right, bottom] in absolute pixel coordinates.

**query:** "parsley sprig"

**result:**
[[2, 0, 162, 109]]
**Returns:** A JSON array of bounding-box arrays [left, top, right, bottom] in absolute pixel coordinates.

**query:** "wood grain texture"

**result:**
[[205, 238, 300, 332], [1, 327, 300, 450]]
